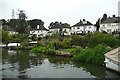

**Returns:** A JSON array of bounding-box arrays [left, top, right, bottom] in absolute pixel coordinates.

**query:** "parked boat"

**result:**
[[7, 43, 20, 50], [104, 47, 120, 73]]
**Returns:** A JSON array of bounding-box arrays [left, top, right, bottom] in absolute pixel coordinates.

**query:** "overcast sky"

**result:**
[[0, 0, 120, 28]]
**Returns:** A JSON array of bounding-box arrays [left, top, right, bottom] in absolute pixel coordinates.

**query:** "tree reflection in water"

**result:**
[[2, 49, 120, 79]]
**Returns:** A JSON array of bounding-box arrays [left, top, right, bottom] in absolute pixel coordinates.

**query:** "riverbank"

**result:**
[[31, 32, 120, 65], [31, 44, 113, 65]]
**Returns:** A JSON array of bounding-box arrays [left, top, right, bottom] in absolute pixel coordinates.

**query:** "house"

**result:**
[[71, 19, 96, 34], [29, 25, 48, 37], [0, 20, 3, 30], [99, 16, 120, 34], [48, 22, 71, 36]]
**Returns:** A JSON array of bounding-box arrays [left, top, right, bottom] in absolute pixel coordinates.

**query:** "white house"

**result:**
[[49, 23, 71, 36], [99, 16, 120, 34], [71, 19, 96, 34], [29, 25, 48, 37], [0, 20, 2, 30]]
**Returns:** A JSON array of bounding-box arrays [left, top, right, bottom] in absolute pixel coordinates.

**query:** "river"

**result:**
[[0, 49, 120, 79]]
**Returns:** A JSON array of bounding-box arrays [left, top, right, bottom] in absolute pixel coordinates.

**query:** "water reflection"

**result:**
[[1, 49, 120, 79]]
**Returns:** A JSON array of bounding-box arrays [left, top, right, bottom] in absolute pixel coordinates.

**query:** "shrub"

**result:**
[[73, 44, 110, 65], [61, 38, 71, 49], [46, 49, 56, 55], [31, 46, 48, 53]]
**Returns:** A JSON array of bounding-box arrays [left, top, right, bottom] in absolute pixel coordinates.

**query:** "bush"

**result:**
[[47, 41, 62, 50], [73, 44, 111, 65], [63, 47, 83, 55], [31, 46, 48, 53], [61, 38, 71, 49], [88, 32, 120, 48], [46, 49, 56, 55]]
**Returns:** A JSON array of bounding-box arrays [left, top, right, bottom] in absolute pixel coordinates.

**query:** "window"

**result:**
[[77, 27, 79, 29], [107, 24, 111, 26], [89, 26, 91, 29], [103, 25, 105, 27], [88, 31, 90, 33], [73, 28, 75, 30], [83, 26, 86, 30], [107, 29, 112, 33]]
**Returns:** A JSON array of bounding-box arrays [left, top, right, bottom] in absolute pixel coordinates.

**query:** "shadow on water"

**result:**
[[1, 49, 120, 79]]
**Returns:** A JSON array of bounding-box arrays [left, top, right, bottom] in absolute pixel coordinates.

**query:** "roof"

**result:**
[[101, 17, 120, 24], [72, 20, 93, 27], [49, 23, 71, 29]]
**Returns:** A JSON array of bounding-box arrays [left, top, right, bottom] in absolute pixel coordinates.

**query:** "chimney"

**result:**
[[37, 25, 40, 29], [80, 19, 82, 22], [113, 15, 116, 17], [83, 19, 85, 21]]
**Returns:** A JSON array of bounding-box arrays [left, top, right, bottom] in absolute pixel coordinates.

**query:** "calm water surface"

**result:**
[[1, 49, 120, 79]]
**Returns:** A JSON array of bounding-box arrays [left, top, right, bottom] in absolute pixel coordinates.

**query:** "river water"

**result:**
[[0, 49, 120, 79]]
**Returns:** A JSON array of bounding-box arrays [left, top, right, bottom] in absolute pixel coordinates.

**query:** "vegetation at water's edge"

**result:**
[[30, 32, 120, 65], [73, 44, 112, 65]]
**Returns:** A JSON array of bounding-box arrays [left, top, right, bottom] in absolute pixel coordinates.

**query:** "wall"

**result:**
[[30, 30, 48, 37], [71, 25, 96, 34], [100, 23, 118, 33]]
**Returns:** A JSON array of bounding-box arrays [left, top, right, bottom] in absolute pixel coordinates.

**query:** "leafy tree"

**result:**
[[48, 21, 70, 29], [2, 31, 9, 44], [95, 18, 100, 31], [7, 19, 19, 30], [1, 19, 7, 25], [17, 19, 28, 34], [62, 38, 71, 49], [17, 10, 28, 34], [101, 13, 107, 23], [27, 19, 44, 29]]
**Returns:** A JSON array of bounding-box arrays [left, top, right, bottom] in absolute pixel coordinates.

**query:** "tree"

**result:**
[[62, 38, 71, 49], [95, 18, 100, 31], [48, 21, 70, 29], [101, 13, 107, 23], [7, 19, 19, 31], [2, 31, 9, 44], [27, 19, 44, 29], [1, 19, 7, 25], [18, 10, 28, 34]]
